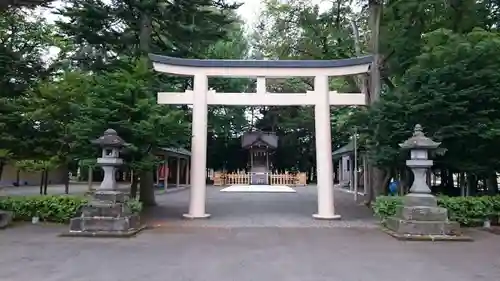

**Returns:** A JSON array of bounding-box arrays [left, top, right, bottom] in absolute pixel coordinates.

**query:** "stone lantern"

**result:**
[[91, 128, 126, 191], [63, 129, 143, 237], [384, 124, 470, 241], [399, 124, 440, 195]]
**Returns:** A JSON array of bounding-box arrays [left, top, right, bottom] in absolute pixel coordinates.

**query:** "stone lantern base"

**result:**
[[0, 210, 13, 229], [61, 191, 146, 238], [383, 193, 473, 241]]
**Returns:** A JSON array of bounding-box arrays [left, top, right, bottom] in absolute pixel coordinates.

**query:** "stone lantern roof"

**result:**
[[399, 124, 441, 150], [91, 128, 127, 147]]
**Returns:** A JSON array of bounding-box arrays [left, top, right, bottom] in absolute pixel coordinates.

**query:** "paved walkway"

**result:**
[[147, 186, 376, 228], [0, 224, 499, 281], [1, 185, 500, 280]]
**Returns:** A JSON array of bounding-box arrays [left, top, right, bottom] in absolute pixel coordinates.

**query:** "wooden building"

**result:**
[[241, 131, 278, 185]]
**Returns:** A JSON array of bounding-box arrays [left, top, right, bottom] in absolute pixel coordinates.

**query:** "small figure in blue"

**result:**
[[388, 179, 399, 196]]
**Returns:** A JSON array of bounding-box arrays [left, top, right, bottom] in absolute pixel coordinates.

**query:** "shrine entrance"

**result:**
[[149, 54, 372, 220]]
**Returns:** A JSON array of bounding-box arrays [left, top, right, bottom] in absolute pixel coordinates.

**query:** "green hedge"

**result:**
[[0, 195, 143, 223], [373, 195, 500, 226]]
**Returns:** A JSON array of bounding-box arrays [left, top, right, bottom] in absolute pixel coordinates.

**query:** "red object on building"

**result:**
[[158, 164, 167, 180]]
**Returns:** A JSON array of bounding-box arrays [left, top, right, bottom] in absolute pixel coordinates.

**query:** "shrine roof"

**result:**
[[149, 54, 373, 69], [242, 131, 278, 149], [158, 147, 191, 157], [332, 141, 365, 159]]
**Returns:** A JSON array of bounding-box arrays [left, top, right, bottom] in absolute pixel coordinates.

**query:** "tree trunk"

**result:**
[[486, 172, 498, 195], [365, 166, 388, 206], [0, 162, 4, 182], [139, 169, 156, 206], [130, 171, 139, 198], [466, 173, 477, 196], [349, 18, 367, 93], [87, 166, 93, 191], [39, 170, 44, 195], [426, 170, 431, 187], [16, 169, 20, 186], [63, 164, 70, 194], [459, 172, 466, 196], [139, 11, 152, 54], [368, 0, 382, 102], [382, 168, 391, 193], [365, 0, 384, 206], [43, 170, 49, 195], [400, 167, 413, 195]]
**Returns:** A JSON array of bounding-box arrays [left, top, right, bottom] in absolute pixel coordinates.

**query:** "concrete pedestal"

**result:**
[[0, 210, 12, 229], [384, 193, 472, 241], [62, 191, 145, 238]]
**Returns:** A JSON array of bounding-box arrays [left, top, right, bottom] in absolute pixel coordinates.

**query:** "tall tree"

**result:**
[[56, 0, 241, 71], [65, 59, 190, 205], [0, 9, 60, 163]]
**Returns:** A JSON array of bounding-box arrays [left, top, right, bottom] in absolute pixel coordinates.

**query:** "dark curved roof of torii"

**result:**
[[149, 54, 373, 69]]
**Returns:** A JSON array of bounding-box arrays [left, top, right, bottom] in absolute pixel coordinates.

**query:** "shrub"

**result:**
[[373, 195, 500, 226], [0, 195, 88, 223], [126, 198, 143, 214], [372, 196, 402, 222], [0, 195, 143, 223]]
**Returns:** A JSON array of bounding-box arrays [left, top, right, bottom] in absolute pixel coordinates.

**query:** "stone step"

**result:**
[[403, 194, 438, 207], [70, 215, 140, 232], [81, 202, 130, 218], [395, 206, 448, 221], [0, 210, 13, 228], [385, 217, 462, 236], [92, 191, 129, 203]]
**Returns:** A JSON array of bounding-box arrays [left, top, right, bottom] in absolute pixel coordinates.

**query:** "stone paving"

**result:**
[[0, 223, 499, 281], [147, 186, 377, 228], [1, 185, 499, 280]]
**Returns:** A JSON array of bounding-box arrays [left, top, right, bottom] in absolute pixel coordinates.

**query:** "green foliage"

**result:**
[[0, 149, 12, 163], [0, 9, 62, 159], [438, 195, 500, 226], [372, 196, 402, 221], [380, 0, 500, 85], [0, 195, 144, 223], [350, 28, 500, 174], [15, 158, 58, 172], [0, 195, 87, 223], [24, 71, 91, 159], [68, 59, 190, 163], [247, 0, 365, 172], [56, 0, 241, 70], [373, 195, 500, 226], [78, 158, 97, 168], [126, 198, 143, 214]]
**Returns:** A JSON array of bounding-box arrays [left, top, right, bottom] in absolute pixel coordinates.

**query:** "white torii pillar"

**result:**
[[183, 74, 210, 219], [313, 75, 341, 220]]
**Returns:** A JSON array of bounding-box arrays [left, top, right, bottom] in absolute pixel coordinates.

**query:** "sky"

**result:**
[[234, 0, 331, 27]]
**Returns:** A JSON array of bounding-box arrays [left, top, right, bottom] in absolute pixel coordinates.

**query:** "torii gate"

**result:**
[[149, 54, 373, 220]]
